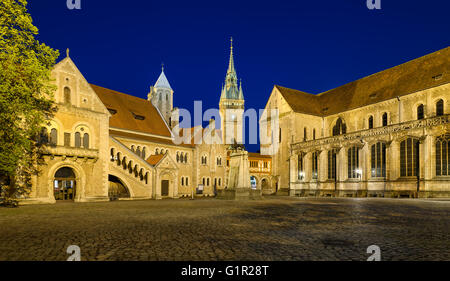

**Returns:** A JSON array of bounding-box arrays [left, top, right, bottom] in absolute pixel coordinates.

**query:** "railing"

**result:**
[[292, 114, 450, 150], [42, 145, 99, 159]]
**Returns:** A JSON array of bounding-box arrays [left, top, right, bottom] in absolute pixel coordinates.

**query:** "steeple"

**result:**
[[221, 37, 243, 101], [154, 64, 172, 90], [228, 37, 236, 74]]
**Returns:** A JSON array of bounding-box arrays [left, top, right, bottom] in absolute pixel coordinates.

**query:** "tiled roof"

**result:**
[[248, 152, 271, 159], [110, 130, 194, 148], [146, 154, 165, 166], [276, 46, 450, 116], [91, 84, 172, 137]]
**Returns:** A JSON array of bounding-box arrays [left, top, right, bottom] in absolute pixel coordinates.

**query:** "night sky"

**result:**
[[28, 0, 450, 152]]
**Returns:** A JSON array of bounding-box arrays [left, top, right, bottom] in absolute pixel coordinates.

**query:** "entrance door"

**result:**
[[161, 180, 169, 196], [54, 167, 76, 201]]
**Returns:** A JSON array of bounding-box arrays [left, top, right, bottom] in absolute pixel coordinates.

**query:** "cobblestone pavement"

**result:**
[[0, 197, 449, 261]]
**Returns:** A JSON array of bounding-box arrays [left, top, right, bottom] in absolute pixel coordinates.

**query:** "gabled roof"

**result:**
[[91, 84, 171, 137], [275, 46, 450, 116], [146, 154, 165, 166], [154, 70, 172, 90]]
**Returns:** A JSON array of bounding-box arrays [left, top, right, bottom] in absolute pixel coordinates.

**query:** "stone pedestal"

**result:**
[[217, 149, 262, 200]]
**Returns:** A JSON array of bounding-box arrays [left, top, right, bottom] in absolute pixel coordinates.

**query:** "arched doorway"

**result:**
[[261, 178, 269, 190], [54, 167, 76, 201], [108, 175, 130, 201], [250, 176, 257, 189]]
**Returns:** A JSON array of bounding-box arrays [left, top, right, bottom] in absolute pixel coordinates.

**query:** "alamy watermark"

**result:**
[[367, 0, 381, 10], [67, 0, 81, 10], [67, 245, 81, 261]]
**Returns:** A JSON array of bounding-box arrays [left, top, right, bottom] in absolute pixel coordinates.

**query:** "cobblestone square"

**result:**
[[0, 197, 449, 261]]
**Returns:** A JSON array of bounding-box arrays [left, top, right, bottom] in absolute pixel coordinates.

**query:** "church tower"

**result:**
[[148, 66, 174, 125], [219, 38, 245, 145]]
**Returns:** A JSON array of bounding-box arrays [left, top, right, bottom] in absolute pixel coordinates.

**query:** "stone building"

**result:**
[[24, 42, 272, 204], [261, 46, 450, 198]]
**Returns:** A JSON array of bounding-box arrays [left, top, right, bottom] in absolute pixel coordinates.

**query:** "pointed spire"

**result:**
[[227, 37, 235, 74], [154, 66, 172, 90], [66, 48, 70, 58]]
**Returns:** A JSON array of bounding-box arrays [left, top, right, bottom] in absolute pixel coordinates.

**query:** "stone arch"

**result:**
[[47, 162, 86, 202], [250, 175, 259, 189], [72, 122, 95, 149], [158, 170, 176, 198], [332, 117, 347, 136], [108, 171, 134, 198]]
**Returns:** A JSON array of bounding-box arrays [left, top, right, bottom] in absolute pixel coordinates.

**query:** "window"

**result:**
[[304, 127, 307, 141], [347, 146, 360, 179], [39, 127, 49, 144], [382, 113, 388, 127], [312, 152, 319, 179], [371, 143, 386, 178], [218, 178, 221, 186], [64, 133, 71, 147], [436, 135, 449, 176], [75, 132, 81, 148], [184, 154, 188, 163], [279, 128, 282, 143], [136, 147, 141, 157], [400, 138, 419, 177], [64, 87, 71, 104], [186, 177, 189, 186], [436, 99, 444, 116], [328, 150, 337, 179], [207, 178, 210, 186], [181, 177, 184, 186], [368, 116, 374, 129], [176, 152, 180, 163], [142, 147, 146, 159], [50, 128, 57, 146], [417, 104, 424, 120], [332, 118, 346, 136], [202, 156, 208, 165], [313, 129, 316, 140], [298, 154, 304, 180], [83, 133, 89, 149]]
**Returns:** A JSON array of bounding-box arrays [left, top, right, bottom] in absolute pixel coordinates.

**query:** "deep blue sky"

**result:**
[[28, 0, 449, 152]]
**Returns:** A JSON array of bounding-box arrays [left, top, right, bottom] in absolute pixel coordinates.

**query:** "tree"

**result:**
[[0, 0, 59, 206]]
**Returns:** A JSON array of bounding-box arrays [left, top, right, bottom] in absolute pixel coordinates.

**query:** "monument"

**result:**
[[217, 142, 262, 200]]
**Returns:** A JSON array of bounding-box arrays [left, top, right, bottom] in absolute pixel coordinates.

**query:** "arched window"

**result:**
[[382, 113, 388, 127], [122, 157, 127, 170], [207, 178, 210, 186], [136, 147, 141, 157], [348, 146, 360, 179], [181, 177, 184, 186], [436, 99, 444, 116], [176, 152, 180, 163], [313, 129, 316, 140], [39, 127, 49, 144], [75, 132, 81, 148], [142, 147, 146, 159], [279, 128, 282, 143], [110, 148, 115, 162], [298, 154, 304, 180], [184, 154, 188, 163], [368, 116, 374, 129], [312, 151, 319, 179], [332, 118, 346, 136], [116, 152, 121, 166], [371, 142, 386, 178], [83, 133, 89, 149], [436, 135, 450, 176], [49, 128, 58, 146], [400, 138, 419, 177], [180, 152, 184, 163], [304, 127, 307, 141], [417, 104, 424, 120], [64, 87, 71, 104], [328, 149, 337, 179], [155, 148, 159, 155], [131, 145, 135, 152], [185, 177, 189, 186]]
